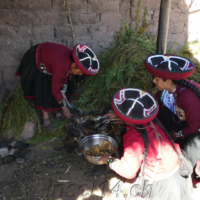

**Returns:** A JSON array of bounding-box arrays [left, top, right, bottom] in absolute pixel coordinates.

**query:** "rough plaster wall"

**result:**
[[0, 0, 131, 94], [132, 0, 200, 46], [0, 0, 199, 104]]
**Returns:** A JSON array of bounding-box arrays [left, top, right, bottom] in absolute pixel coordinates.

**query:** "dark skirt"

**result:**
[[15, 44, 76, 112]]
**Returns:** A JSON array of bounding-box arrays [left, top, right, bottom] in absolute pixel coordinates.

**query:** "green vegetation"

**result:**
[[0, 86, 67, 143], [74, 21, 200, 111], [78, 27, 154, 109], [0, 87, 41, 139], [28, 119, 66, 144], [0, 0, 199, 142]]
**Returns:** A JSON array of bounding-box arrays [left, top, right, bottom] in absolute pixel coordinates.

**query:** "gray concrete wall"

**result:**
[[0, 0, 199, 103]]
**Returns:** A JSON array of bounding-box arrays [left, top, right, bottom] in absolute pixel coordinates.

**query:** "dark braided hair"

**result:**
[[172, 79, 200, 99], [153, 118, 192, 177], [134, 124, 149, 174], [152, 118, 180, 155]]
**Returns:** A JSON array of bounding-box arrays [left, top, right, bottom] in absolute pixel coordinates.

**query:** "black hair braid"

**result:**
[[70, 53, 75, 63], [134, 124, 149, 174], [152, 118, 180, 156], [153, 118, 192, 177], [173, 79, 200, 99]]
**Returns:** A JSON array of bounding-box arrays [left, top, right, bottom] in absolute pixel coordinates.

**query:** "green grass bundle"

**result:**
[[76, 22, 157, 110], [75, 21, 200, 111], [0, 87, 41, 137]]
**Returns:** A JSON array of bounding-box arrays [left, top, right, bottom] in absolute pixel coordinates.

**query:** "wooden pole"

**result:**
[[156, 0, 172, 54], [65, 0, 76, 45]]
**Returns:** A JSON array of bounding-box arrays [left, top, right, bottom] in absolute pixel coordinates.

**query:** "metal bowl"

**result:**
[[79, 134, 118, 165]]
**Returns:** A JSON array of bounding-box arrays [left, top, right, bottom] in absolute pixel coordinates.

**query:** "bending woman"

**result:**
[[15, 42, 100, 131], [99, 88, 193, 200]]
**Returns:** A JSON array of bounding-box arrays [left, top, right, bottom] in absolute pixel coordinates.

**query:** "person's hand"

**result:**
[[104, 112, 118, 122], [98, 154, 110, 164], [169, 130, 177, 142], [195, 160, 200, 177], [62, 106, 71, 119]]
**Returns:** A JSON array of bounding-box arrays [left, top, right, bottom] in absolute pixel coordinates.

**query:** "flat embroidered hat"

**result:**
[[112, 88, 159, 124], [72, 44, 100, 76], [144, 55, 196, 79]]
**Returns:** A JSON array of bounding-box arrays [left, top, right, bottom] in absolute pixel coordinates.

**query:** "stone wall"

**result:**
[[0, 0, 199, 104]]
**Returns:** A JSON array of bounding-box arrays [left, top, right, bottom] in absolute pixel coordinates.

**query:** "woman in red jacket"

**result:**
[[144, 54, 200, 186], [15, 42, 100, 131], [99, 88, 193, 200]]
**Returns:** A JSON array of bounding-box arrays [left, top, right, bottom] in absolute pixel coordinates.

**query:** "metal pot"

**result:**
[[79, 134, 118, 165]]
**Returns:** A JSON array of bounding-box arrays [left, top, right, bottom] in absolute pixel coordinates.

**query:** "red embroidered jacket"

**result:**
[[109, 123, 180, 180], [155, 83, 200, 136], [36, 42, 72, 102]]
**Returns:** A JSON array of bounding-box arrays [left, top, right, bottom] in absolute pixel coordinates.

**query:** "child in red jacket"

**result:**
[[99, 88, 193, 200]]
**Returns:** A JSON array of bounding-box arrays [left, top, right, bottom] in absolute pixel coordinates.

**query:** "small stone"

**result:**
[[20, 122, 36, 142], [0, 147, 9, 158], [15, 157, 25, 164], [101, 131, 108, 136]]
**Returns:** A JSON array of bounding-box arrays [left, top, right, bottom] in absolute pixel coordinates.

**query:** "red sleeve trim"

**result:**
[[192, 178, 199, 186], [70, 93, 76, 96], [24, 95, 35, 99], [15, 73, 20, 76], [35, 105, 62, 112]]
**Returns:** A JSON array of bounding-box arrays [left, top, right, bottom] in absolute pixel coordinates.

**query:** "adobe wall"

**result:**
[[0, 0, 199, 103]]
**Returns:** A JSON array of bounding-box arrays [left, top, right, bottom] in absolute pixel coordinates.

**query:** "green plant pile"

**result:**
[[0, 87, 41, 138], [75, 22, 200, 110], [76, 20, 154, 110]]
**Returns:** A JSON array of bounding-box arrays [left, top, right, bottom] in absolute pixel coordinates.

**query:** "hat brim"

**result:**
[[144, 55, 196, 80], [72, 44, 99, 76], [111, 91, 159, 125]]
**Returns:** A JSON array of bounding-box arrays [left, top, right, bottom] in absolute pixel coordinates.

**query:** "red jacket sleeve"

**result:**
[[178, 90, 200, 136], [109, 128, 144, 179], [51, 65, 70, 102]]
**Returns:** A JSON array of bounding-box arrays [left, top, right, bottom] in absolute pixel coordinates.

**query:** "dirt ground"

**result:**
[[0, 138, 129, 200], [1, 98, 200, 200], [1, 138, 200, 200]]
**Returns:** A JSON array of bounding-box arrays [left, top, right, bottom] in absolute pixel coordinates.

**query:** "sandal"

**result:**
[[43, 119, 57, 132], [52, 112, 66, 121]]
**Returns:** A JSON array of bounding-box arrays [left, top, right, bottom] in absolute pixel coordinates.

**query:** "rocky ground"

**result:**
[[0, 138, 130, 200], [1, 138, 200, 200]]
